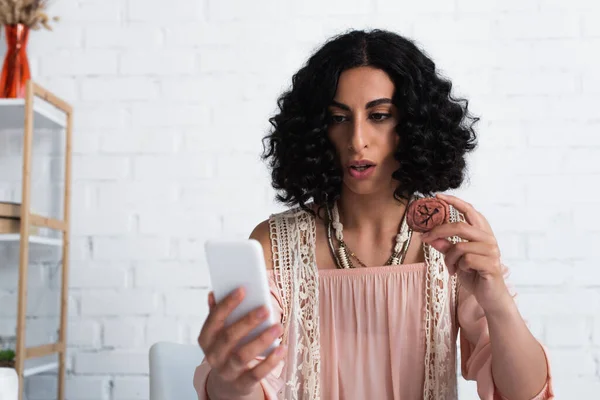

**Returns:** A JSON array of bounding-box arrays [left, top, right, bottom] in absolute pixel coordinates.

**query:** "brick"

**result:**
[[37, 77, 79, 103], [485, 204, 573, 234], [507, 261, 571, 287], [72, 155, 131, 181], [75, 106, 128, 130], [81, 77, 160, 101], [80, 291, 157, 316], [552, 378, 600, 398], [103, 318, 144, 348], [41, 50, 118, 76], [539, 0, 598, 11], [516, 289, 600, 316], [528, 233, 600, 261], [95, 181, 179, 209], [492, 13, 580, 39], [138, 211, 221, 237], [93, 237, 172, 261], [582, 71, 600, 93], [68, 320, 101, 348], [583, 12, 600, 37], [571, 261, 600, 287], [128, 0, 202, 22], [72, 209, 134, 236], [100, 129, 178, 154], [65, 376, 110, 400], [178, 238, 207, 261], [132, 155, 215, 181], [525, 176, 600, 205], [71, 0, 123, 23], [179, 180, 270, 211], [165, 289, 210, 317], [130, 103, 210, 127], [74, 351, 148, 374], [69, 265, 129, 288], [146, 317, 185, 346], [69, 237, 92, 262], [29, 26, 84, 53], [545, 317, 591, 347], [491, 70, 579, 96], [113, 377, 149, 399], [85, 25, 162, 48], [134, 263, 209, 288], [594, 318, 600, 346], [546, 349, 596, 377], [120, 52, 196, 75], [413, 15, 493, 43], [456, 0, 539, 13], [209, 0, 290, 20]]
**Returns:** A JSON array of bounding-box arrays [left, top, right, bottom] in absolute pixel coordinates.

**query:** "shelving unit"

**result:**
[[0, 81, 72, 400]]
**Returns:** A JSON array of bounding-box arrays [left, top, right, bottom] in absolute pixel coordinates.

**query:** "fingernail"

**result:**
[[235, 287, 244, 299], [271, 324, 282, 335], [256, 307, 268, 319]]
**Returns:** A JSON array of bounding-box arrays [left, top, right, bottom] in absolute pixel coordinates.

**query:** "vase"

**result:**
[[0, 24, 31, 99], [0, 367, 18, 400]]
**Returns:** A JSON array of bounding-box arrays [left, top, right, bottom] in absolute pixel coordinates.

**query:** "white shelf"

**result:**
[[23, 358, 59, 378], [0, 234, 63, 264], [0, 99, 66, 130], [0, 234, 62, 246]]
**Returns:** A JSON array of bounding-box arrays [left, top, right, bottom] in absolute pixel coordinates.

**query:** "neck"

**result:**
[[336, 184, 410, 234]]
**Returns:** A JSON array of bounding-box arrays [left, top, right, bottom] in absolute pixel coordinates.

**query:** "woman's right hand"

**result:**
[[198, 287, 286, 399]]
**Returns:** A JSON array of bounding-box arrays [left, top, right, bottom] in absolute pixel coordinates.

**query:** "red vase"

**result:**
[[0, 24, 31, 99]]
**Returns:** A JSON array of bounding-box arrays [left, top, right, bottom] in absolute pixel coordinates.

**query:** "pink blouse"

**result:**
[[194, 262, 554, 399]]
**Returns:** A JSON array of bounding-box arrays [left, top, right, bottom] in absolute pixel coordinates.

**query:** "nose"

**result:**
[[349, 118, 368, 152]]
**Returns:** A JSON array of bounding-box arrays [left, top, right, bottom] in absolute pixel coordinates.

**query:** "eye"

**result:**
[[370, 113, 391, 122], [330, 115, 348, 124]]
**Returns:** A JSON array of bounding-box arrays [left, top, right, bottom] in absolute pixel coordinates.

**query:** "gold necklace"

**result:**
[[326, 199, 414, 269]]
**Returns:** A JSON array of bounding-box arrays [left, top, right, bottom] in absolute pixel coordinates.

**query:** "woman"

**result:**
[[194, 29, 553, 399]]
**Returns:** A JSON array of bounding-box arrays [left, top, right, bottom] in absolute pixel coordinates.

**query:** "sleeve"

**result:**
[[457, 269, 554, 400], [193, 273, 286, 400]]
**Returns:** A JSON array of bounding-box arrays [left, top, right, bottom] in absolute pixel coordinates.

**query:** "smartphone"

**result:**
[[204, 239, 281, 357]]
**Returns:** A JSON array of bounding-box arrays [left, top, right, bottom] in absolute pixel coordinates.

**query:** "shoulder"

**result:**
[[249, 204, 317, 270]]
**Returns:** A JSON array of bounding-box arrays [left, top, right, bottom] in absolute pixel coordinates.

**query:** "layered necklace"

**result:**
[[326, 198, 414, 269]]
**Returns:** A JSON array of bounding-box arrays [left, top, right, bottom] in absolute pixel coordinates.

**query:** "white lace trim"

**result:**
[[270, 207, 321, 399], [269, 201, 464, 399]]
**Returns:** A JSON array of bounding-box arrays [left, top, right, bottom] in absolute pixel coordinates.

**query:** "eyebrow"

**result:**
[[330, 98, 393, 111]]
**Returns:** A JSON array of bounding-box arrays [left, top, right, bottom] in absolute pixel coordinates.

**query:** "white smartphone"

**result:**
[[204, 239, 281, 357]]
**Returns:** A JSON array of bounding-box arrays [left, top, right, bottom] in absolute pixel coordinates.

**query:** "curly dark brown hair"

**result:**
[[262, 28, 479, 213]]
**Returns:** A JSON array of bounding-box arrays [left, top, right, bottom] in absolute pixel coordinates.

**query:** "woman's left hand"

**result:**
[[420, 193, 512, 313]]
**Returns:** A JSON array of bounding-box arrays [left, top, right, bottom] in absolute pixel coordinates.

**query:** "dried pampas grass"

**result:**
[[0, 0, 59, 30]]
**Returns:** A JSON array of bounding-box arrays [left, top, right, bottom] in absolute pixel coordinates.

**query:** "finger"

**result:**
[[209, 306, 273, 376], [223, 323, 283, 377], [445, 242, 500, 273], [208, 292, 216, 309], [436, 193, 490, 231], [235, 344, 287, 389], [458, 253, 502, 276], [199, 287, 245, 349], [422, 221, 495, 245]]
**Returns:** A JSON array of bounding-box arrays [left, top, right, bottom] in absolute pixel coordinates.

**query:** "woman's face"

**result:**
[[327, 66, 400, 196]]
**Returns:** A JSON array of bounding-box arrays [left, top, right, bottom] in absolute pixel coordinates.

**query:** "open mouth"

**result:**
[[350, 165, 374, 172]]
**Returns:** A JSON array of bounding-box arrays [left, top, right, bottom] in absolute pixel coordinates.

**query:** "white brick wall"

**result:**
[[0, 0, 598, 398]]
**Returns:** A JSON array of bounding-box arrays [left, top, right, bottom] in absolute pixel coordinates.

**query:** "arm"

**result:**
[[422, 194, 553, 400], [486, 290, 550, 399], [193, 220, 287, 400], [458, 278, 553, 400]]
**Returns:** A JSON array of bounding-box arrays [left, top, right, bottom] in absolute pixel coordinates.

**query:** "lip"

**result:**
[[347, 160, 376, 180], [347, 159, 376, 168]]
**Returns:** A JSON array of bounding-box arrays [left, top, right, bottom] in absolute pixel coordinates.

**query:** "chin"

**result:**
[[342, 179, 390, 196]]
